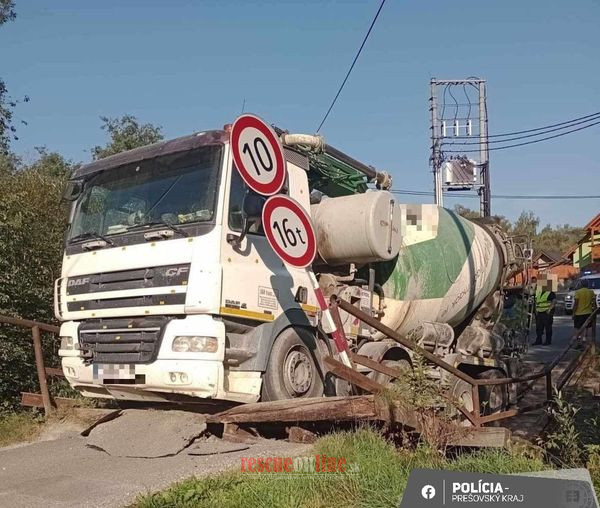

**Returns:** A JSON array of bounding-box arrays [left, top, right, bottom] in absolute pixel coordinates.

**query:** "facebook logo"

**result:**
[[421, 485, 436, 500]]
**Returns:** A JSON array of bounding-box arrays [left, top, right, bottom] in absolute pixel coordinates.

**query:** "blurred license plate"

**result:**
[[93, 364, 144, 385]]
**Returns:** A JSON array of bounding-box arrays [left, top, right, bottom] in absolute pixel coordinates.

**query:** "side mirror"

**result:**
[[227, 192, 265, 247], [62, 179, 85, 202]]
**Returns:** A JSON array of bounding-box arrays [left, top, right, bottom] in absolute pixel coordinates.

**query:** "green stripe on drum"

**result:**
[[377, 208, 475, 300]]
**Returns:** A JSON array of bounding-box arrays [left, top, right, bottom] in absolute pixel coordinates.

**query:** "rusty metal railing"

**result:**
[[0, 315, 62, 416], [331, 296, 598, 427]]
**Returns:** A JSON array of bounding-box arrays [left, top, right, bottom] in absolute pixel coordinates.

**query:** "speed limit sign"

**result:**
[[230, 114, 286, 196], [262, 195, 317, 268]]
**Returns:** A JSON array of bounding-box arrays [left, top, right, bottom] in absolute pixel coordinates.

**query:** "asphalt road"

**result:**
[[0, 429, 309, 507]]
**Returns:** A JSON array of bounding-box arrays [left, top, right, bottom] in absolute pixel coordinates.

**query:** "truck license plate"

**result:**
[[93, 364, 144, 385]]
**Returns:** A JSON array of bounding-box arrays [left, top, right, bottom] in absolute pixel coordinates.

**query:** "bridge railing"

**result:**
[[331, 296, 598, 427], [0, 315, 63, 416]]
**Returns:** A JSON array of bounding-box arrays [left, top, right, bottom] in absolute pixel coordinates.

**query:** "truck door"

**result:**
[[220, 162, 315, 323]]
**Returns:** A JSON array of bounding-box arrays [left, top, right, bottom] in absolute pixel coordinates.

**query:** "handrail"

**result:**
[[0, 314, 60, 415], [0, 315, 60, 334], [332, 296, 598, 426]]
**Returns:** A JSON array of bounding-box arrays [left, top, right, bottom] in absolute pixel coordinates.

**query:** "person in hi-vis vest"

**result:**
[[534, 274, 556, 346]]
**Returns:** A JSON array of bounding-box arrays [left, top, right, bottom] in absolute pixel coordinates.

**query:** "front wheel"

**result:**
[[261, 328, 324, 401]]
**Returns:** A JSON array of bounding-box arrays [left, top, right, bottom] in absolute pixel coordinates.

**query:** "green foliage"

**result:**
[[133, 428, 547, 508], [455, 206, 584, 257], [0, 410, 42, 447], [0, 149, 72, 411], [0, 0, 15, 25], [454, 204, 512, 231], [92, 115, 164, 160], [540, 389, 583, 467]]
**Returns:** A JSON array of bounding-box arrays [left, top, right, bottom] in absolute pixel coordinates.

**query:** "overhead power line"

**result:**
[[316, 0, 387, 133], [450, 109, 600, 139], [391, 190, 600, 200], [442, 114, 600, 146], [443, 119, 600, 153]]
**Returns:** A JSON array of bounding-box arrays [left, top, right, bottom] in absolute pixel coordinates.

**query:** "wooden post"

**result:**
[[545, 372, 553, 401], [31, 325, 54, 416]]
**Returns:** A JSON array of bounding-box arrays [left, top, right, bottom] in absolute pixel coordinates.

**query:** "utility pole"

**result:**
[[429, 78, 491, 216], [478, 81, 490, 216], [430, 80, 443, 206]]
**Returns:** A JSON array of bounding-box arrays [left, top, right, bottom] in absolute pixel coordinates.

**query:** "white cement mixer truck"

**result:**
[[56, 123, 525, 416]]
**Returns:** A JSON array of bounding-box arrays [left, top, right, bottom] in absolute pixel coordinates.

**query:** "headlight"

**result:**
[[60, 336, 74, 349], [565, 295, 572, 300], [172, 336, 218, 353]]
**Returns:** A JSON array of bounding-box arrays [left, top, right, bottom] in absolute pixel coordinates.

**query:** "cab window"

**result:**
[[228, 169, 264, 235]]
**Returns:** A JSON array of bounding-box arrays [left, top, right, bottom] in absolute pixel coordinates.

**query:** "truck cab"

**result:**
[[57, 129, 322, 404]]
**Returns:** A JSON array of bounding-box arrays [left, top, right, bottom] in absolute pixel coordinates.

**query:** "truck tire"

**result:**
[[261, 328, 324, 401], [374, 359, 411, 387], [477, 369, 508, 416], [449, 378, 475, 427]]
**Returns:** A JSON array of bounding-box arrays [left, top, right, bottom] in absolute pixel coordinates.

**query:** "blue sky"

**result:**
[[2, 0, 599, 227]]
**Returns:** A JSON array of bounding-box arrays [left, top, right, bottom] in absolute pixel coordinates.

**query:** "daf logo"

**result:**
[[165, 267, 189, 277], [68, 277, 90, 287]]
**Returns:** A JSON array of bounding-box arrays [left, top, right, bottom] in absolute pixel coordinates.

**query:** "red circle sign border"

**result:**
[[230, 114, 286, 196], [262, 195, 317, 268]]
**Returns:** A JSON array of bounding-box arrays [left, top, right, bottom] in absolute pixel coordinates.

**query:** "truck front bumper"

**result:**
[[61, 356, 223, 401], [58, 314, 241, 402]]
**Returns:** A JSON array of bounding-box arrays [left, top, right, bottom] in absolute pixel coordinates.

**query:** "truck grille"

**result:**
[[78, 317, 169, 364]]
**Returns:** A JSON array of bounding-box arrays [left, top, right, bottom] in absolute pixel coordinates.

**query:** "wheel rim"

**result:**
[[457, 388, 474, 427], [283, 346, 313, 396], [488, 385, 504, 413]]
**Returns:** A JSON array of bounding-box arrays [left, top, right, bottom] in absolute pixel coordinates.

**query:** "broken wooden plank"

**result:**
[[287, 426, 318, 444], [222, 423, 262, 444], [447, 426, 511, 448], [323, 356, 385, 393], [207, 395, 378, 424], [21, 392, 77, 409]]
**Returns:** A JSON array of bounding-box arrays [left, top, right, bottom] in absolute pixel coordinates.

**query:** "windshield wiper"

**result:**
[[70, 231, 115, 246], [126, 220, 189, 237]]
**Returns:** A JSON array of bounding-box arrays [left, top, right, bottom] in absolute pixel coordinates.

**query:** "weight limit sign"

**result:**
[[262, 195, 317, 268], [230, 114, 286, 196]]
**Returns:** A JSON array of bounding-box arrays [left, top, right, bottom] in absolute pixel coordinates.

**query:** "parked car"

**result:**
[[564, 274, 600, 314]]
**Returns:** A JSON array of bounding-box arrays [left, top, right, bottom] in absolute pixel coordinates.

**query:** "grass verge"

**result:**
[[133, 428, 548, 508], [0, 411, 42, 448]]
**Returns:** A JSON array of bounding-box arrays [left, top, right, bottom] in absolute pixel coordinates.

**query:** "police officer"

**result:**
[[534, 276, 556, 346]]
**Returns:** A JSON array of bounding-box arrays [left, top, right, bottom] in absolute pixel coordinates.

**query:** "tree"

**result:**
[[0, 1, 17, 153], [453, 204, 512, 232], [0, 148, 72, 412], [92, 115, 163, 159], [535, 224, 584, 255], [512, 210, 539, 240]]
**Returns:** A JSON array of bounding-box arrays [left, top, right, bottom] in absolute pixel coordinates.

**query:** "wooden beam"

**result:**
[[447, 426, 511, 448], [45, 367, 65, 378], [222, 423, 261, 444], [0, 315, 59, 334], [323, 356, 385, 393], [32, 325, 54, 416], [207, 395, 379, 424], [21, 392, 78, 409], [287, 426, 318, 444]]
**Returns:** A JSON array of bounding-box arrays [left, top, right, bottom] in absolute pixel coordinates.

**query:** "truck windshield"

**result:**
[[69, 146, 222, 242]]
